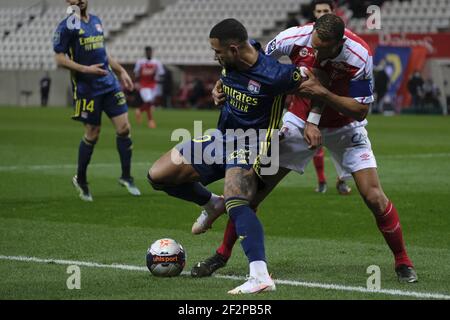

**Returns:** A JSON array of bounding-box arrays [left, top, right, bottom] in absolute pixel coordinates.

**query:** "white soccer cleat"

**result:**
[[191, 195, 225, 235], [227, 276, 276, 295], [72, 175, 93, 202], [118, 177, 141, 196]]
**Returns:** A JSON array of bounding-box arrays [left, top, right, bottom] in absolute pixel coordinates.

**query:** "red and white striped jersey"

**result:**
[[134, 58, 165, 89], [265, 23, 374, 128]]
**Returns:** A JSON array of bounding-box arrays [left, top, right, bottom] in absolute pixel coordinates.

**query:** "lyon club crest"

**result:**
[[248, 80, 261, 94]]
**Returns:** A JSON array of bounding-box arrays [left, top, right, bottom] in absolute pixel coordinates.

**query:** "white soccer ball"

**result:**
[[146, 238, 186, 277]]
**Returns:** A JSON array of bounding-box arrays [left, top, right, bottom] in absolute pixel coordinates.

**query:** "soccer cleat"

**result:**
[[336, 179, 352, 195], [191, 253, 227, 277], [315, 182, 327, 193], [396, 265, 418, 283], [72, 175, 93, 202], [191, 195, 225, 235], [227, 276, 276, 295], [118, 177, 141, 196]]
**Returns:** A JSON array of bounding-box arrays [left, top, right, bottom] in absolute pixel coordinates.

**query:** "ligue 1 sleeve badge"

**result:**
[[248, 80, 261, 94], [95, 24, 103, 33]]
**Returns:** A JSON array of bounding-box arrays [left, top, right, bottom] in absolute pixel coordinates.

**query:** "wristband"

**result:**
[[307, 112, 321, 126]]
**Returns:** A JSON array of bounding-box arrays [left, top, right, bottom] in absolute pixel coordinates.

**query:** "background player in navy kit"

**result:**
[[147, 19, 303, 294], [54, 0, 141, 201]]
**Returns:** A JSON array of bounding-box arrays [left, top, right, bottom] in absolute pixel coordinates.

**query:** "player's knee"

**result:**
[[224, 170, 257, 200], [147, 170, 166, 191], [147, 164, 185, 191], [116, 123, 131, 137], [83, 136, 98, 146], [148, 163, 166, 187], [85, 128, 100, 141], [148, 158, 176, 187]]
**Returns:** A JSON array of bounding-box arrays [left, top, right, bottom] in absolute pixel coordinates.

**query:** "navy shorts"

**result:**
[[176, 131, 265, 186], [72, 89, 128, 126]]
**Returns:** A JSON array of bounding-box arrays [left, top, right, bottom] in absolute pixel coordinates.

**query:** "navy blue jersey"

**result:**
[[218, 44, 302, 133], [53, 14, 120, 98]]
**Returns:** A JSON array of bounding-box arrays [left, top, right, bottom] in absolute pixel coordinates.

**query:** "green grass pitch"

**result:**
[[0, 106, 449, 300]]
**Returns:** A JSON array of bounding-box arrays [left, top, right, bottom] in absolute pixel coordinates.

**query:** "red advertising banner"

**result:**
[[361, 33, 450, 58], [400, 46, 428, 107]]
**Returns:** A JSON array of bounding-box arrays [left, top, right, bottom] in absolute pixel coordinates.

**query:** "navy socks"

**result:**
[[225, 197, 266, 263], [77, 137, 96, 184], [147, 173, 212, 206], [117, 135, 132, 179]]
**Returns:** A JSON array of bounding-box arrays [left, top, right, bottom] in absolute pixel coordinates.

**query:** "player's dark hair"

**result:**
[[209, 19, 248, 44], [311, 0, 335, 11], [314, 14, 345, 42], [145, 46, 152, 51]]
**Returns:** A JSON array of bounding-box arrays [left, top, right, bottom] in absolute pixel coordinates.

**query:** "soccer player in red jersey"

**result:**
[[310, 0, 352, 195], [191, 15, 417, 284], [134, 46, 165, 128]]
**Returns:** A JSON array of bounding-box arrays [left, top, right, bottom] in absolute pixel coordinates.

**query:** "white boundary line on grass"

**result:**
[[1, 153, 450, 172], [0, 162, 151, 172], [1, 255, 449, 300]]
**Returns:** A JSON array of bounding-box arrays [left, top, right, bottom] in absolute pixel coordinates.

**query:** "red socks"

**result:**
[[216, 218, 237, 260], [313, 147, 326, 183], [216, 200, 414, 269], [376, 201, 413, 268]]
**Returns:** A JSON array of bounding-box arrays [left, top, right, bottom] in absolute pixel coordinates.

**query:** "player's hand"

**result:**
[[119, 70, 134, 91], [212, 80, 226, 107], [298, 69, 328, 99], [279, 125, 289, 141], [304, 122, 322, 150], [83, 63, 108, 76]]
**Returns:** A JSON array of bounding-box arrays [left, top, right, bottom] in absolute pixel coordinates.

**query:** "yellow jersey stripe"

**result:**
[[69, 47, 78, 100]]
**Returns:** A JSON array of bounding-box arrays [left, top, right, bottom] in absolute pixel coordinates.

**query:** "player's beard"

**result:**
[[218, 58, 235, 70], [76, 0, 88, 15]]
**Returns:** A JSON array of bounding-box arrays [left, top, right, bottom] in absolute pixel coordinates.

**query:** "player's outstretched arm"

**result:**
[[299, 69, 369, 122], [54, 53, 108, 76], [108, 54, 133, 91]]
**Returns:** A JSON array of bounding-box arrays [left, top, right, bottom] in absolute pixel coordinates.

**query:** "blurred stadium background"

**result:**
[[0, 0, 449, 114]]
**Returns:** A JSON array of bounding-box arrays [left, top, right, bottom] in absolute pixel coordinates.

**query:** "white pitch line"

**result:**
[[0, 162, 151, 172], [1, 153, 449, 172], [1, 255, 449, 300], [380, 153, 450, 160]]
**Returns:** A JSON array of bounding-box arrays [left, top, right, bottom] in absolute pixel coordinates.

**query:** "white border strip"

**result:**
[[1, 255, 449, 300]]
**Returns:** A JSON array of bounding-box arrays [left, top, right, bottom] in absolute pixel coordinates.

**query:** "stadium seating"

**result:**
[[0, 0, 449, 69], [0, 2, 148, 70], [108, 0, 306, 65], [347, 0, 450, 35]]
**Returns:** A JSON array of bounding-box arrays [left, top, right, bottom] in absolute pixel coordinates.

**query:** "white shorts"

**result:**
[[139, 88, 158, 103], [278, 112, 377, 180]]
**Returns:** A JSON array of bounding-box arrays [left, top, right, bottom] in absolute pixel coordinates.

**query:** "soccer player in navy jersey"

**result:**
[[54, 0, 141, 201], [148, 19, 304, 294]]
